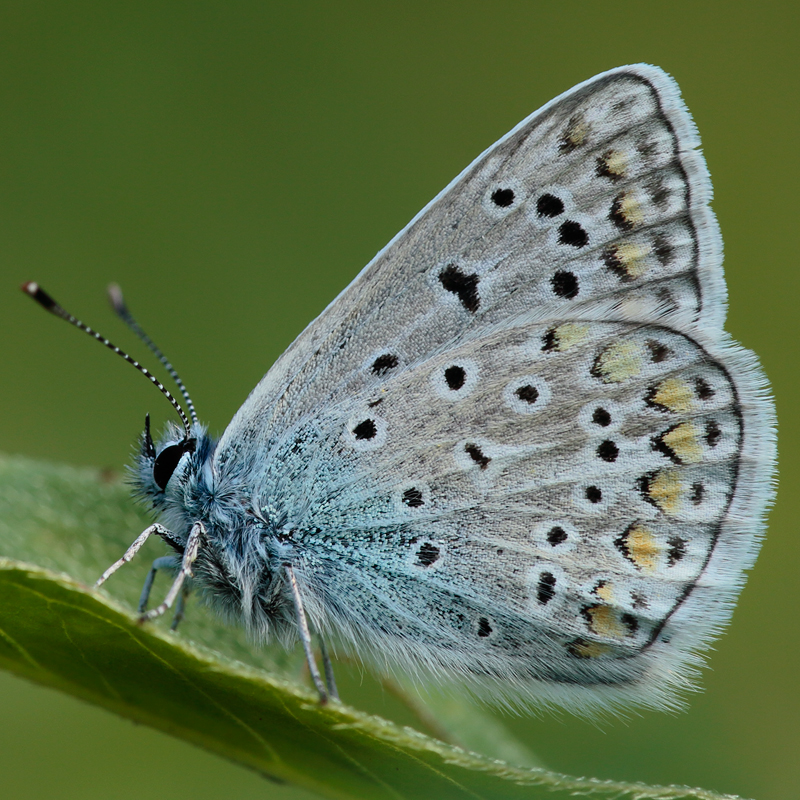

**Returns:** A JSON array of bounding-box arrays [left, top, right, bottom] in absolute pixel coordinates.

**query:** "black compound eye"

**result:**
[[153, 439, 196, 490]]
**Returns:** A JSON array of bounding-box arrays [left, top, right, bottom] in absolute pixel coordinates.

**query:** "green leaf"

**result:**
[[0, 454, 746, 800]]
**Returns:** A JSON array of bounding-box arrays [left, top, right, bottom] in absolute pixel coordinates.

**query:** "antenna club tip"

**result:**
[[21, 281, 57, 310], [107, 283, 127, 313]]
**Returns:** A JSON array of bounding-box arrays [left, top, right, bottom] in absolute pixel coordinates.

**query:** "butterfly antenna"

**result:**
[[107, 284, 198, 426], [22, 282, 193, 439]]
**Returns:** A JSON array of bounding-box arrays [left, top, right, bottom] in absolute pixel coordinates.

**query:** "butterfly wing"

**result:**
[[250, 316, 771, 712], [219, 63, 723, 453], [214, 64, 775, 712]]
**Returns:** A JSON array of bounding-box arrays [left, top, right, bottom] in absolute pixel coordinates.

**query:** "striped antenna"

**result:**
[[22, 282, 193, 439], [107, 284, 198, 426]]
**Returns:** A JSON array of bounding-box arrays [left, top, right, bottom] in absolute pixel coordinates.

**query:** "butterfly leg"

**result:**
[[170, 584, 190, 631], [137, 555, 189, 630], [137, 556, 180, 613], [319, 637, 339, 701], [140, 522, 205, 622], [285, 564, 329, 704], [95, 523, 174, 587]]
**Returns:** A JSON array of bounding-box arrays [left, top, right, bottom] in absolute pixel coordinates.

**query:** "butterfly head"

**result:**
[[134, 414, 295, 640], [134, 414, 198, 505]]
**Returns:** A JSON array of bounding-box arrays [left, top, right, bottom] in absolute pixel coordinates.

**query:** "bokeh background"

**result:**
[[1, 3, 797, 799]]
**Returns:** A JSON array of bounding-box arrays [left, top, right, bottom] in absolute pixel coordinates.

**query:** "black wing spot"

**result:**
[[651, 425, 682, 463], [653, 233, 674, 265], [609, 193, 634, 231], [646, 340, 671, 362], [644, 385, 673, 413], [667, 535, 687, 566], [465, 443, 490, 469], [614, 524, 634, 563], [536, 193, 564, 217], [559, 115, 588, 154], [637, 138, 658, 158], [694, 377, 715, 400], [589, 352, 606, 381], [637, 472, 658, 506], [477, 617, 493, 637], [648, 178, 670, 208], [353, 419, 377, 440], [415, 542, 440, 567], [439, 264, 480, 313], [551, 270, 580, 298], [558, 220, 588, 248], [690, 482, 704, 505], [597, 440, 619, 462], [541, 327, 557, 351], [602, 244, 630, 282], [444, 365, 467, 390], [402, 487, 424, 508], [592, 407, 611, 427], [592, 580, 609, 598], [621, 613, 639, 636], [596, 150, 624, 181], [515, 384, 539, 404], [705, 419, 722, 447], [371, 353, 398, 375], [491, 187, 515, 207], [547, 526, 568, 545], [585, 485, 602, 503], [537, 572, 557, 605]]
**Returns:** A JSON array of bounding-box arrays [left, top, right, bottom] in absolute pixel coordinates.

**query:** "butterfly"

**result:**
[[25, 64, 776, 714]]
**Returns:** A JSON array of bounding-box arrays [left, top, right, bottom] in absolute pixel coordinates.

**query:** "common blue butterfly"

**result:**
[[25, 64, 776, 714]]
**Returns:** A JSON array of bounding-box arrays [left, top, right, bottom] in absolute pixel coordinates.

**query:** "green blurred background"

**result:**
[[1, 3, 797, 799]]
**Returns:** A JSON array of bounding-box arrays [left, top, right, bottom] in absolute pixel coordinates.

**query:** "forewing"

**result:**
[[218, 64, 723, 460]]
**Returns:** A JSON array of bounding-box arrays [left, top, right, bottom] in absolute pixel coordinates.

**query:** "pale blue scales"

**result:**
[[25, 64, 776, 714]]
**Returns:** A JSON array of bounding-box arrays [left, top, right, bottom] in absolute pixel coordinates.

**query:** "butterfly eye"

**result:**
[[153, 439, 196, 490]]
